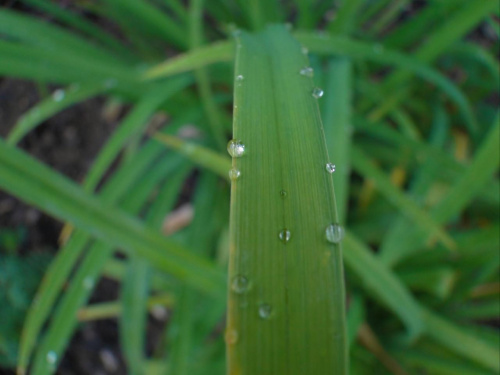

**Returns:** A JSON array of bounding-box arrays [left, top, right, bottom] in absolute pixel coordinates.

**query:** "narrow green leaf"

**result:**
[[351, 147, 455, 250], [227, 25, 347, 375], [7, 84, 104, 145], [0, 140, 226, 297], [143, 42, 233, 80]]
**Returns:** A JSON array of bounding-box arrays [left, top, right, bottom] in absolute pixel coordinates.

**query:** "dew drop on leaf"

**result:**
[[325, 163, 336, 173], [231, 275, 250, 294], [227, 139, 246, 157], [229, 168, 241, 181], [299, 67, 314, 77], [279, 229, 291, 243], [325, 224, 344, 244], [258, 303, 273, 319], [312, 87, 324, 99]]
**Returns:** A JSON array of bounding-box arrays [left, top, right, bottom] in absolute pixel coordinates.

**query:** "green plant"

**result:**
[[0, 1, 498, 374]]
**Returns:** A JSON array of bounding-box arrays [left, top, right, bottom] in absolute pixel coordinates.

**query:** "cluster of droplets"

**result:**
[[227, 139, 246, 181]]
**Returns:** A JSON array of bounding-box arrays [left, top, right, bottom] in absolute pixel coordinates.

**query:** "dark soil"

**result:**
[[0, 78, 128, 374]]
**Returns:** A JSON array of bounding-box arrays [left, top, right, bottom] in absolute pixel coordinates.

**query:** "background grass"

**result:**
[[0, 0, 498, 374]]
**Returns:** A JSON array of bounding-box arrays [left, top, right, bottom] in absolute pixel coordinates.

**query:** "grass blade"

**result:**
[[227, 25, 347, 375]]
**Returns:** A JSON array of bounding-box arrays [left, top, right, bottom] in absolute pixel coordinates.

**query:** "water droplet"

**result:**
[[235, 74, 244, 82], [279, 229, 291, 243], [258, 303, 272, 319], [301, 46, 309, 55], [299, 67, 314, 77], [225, 330, 239, 344], [46, 351, 57, 365], [52, 89, 65, 102], [279, 190, 287, 198], [325, 224, 344, 244], [83, 277, 94, 290], [312, 87, 324, 99], [325, 163, 336, 173], [227, 139, 245, 157], [231, 275, 250, 294], [229, 168, 241, 181], [232, 29, 242, 38]]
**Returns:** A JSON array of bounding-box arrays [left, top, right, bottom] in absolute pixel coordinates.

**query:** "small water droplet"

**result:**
[[236, 74, 244, 82], [301, 46, 309, 55], [325, 163, 336, 173], [258, 303, 272, 319], [231, 275, 250, 294], [279, 190, 287, 198], [225, 330, 239, 344], [229, 168, 241, 181], [232, 29, 242, 38], [299, 67, 314, 77], [279, 229, 291, 243], [83, 277, 94, 290], [312, 87, 324, 99], [227, 139, 245, 157], [46, 351, 57, 365], [52, 89, 65, 102], [325, 224, 344, 244]]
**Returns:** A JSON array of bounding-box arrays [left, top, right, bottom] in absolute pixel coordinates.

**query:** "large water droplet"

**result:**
[[299, 67, 314, 77], [46, 351, 57, 365], [325, 224, 344, 244], [325, 163, 336, 173], [227, 139, 245, 157], [231, 275, 250, 294], [279, 229, 291, 243], [312, 87, 324, 99], [258, 303, 272, 319], [229, 168, 241, 181], [225, 330, 239, 345], [52, 89, 65, 102]]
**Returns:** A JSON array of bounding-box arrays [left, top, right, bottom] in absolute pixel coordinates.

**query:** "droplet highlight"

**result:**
[[227, 139, 245, 157], [46, 351, 57, 365], [299, 67, 314, 77], [231, 275, 250, 294], [52, 89, 65, 102], [325, 163, 336, 173], [312, 87, 324, 99], [279, 190, 287, 198], [258, 303, 273, 319], [236, 74, 244, 82], [325, 224, 344, 244], [279, 229, 291, 243], [229, 168, 241, 181]]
